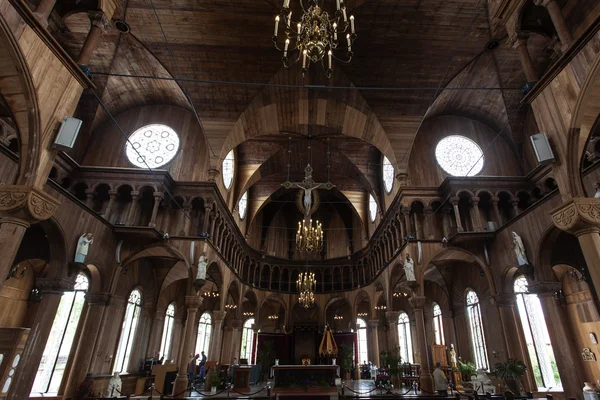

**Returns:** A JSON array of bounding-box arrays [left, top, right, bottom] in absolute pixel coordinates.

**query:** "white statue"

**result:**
[[283, 164, 334, 218], [449, 344, 457, 368], [403, 253, 416, 282], [75, 233, 94, 263], [105, 371, 122, 397], [512, 232, 529, 266], [594, 182, 600, 198], [197, 254, 207, 280]]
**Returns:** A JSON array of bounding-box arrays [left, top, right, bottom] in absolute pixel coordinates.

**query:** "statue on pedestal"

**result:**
[[448, 344, 457, 368], [75, 233, 94, 263], [511, 232, 529, 266], [105, 372, 122, 397], [404, 253, 416, 282]]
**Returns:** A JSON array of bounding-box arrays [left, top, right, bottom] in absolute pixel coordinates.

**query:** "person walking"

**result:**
[[188, 354, 200, 384], [433, 362, 448, 396]]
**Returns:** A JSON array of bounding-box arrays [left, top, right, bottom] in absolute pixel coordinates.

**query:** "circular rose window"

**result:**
[[435, 135, 484, 176], [125, 124, 180, 169]]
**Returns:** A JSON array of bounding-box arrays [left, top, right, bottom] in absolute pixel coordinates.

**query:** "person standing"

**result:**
[[433, 362, 448, 396], [199, 351, 207, 381], [188, 354, 200, 383]]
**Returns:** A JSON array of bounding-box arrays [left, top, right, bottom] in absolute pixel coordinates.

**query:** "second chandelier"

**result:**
[[273, 0, 356, 77]]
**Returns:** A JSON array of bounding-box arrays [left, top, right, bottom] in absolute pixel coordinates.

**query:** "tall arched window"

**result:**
[[466, 289, 488, 370], [382, 156, 394, 193], [514, 276, 561, 389], [195, 312, 212, 357], [433, 303, 445, 345], [238, 191, 248, 220], [114, 289, 142, 373], [397, 312, 413, 363], [159, 303, 176, 361], [31, 273, 89, 394], [356, 318, 369, 364], [369, 194, 377, 222], [222, 150, 235, 189], [240, 318, 256, 361]]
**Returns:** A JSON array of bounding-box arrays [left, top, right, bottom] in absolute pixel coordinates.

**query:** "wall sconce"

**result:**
[[334, 314, 343, 320], [357, 312, 367, 317], [268, 314, 279, 320], [374, 305, 387, 311], [204, 291, 219, 298], [225, 304, 237, 310], [554, 289, 566, 304]]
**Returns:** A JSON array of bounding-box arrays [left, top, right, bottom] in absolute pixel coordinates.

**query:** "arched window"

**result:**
[[240, 318, 256, 361], [238, 191, 248, 220], [125, 124, 180, 169], [113, 289, 142, 373], [159, 303, 176, 361], [356, 318, 369, 364], [514, 276, 561, 389], [31, 273, 89, 394], [222, 150, 235, 189], [466, 289, 488, 370], [195, 312, 212, 357], [435, 135, 484, 177], [369, 194, 377, 222], [397, 312, 413, 363], [382, 156, 394, 193], [433, 303, 445, 345]]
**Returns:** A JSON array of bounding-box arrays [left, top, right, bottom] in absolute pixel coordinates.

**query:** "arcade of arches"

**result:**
[[3, 0, 600, 398]]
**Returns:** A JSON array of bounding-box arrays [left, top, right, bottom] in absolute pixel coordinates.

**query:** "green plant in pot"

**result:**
[[380, 347, 402, 387], [457, 360, 477, 382], [257, 340, 276, 381], [339, 344, 354, 381], [492, 358, 527, 394]]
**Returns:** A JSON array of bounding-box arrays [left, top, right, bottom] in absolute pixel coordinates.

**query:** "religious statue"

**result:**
[[197, 254, 208, 281], [594, 182, 600, 198], [75, 233, 94, 263], [282, 164, 334, 219], [404, 253, 416, 282], [511, 232, 529, 266], [105, 372, 122, 397], [448, 344, 457, 368]]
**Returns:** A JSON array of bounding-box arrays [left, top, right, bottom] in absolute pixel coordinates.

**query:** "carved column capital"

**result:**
[[153, 192, 165, 200], [85, 292, 111, 305], [507, 30, 530, 48], [130, 191, 140, 199], [401, 207, 411, 216], [37, 277, 75, 294], [213, 310, 227, 321], [85, 188, 95, 196], [470, 196, 480, 206], [449, 196, 460, 206], [551, 198, 600, 236], [385, 310, 400, 324], [231, 319, 241, 329], [409, 295, 427, 310], [0, 185, 60, 224], [368, 319, 379, 329], [185, 295, 203, 309], [208, 168, 220, 182], [109, 295, 126, 309], [395, 172, 409, 187], [108, 190, 118, 199], [88, 11, 111, 31], [490, 293, 516, 307]]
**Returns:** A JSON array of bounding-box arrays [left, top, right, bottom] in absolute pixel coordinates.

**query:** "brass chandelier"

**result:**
[[297, 270, 316, 308], [296, 218, 323, 252], [273, 0, 356, 77]]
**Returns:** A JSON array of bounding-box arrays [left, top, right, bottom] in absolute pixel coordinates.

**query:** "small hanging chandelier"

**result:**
[[297, 270, 316, 308], [296, 218, 323, 252], [273, 0, 356, 77]]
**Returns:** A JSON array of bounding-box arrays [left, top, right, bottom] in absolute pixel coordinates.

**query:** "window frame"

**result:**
[[113, 289, 143, 373], [465, 289, 489, 370], [356, 318, 369, 365], [397, 312, 414, 364], [382, 156, 394, 194], [238, 191, 248, 220], [222, 150, 235, 190], [195, 311, 212, 358], [433, 303, 445, 346], [240, 318, 256, 361], [434, 135, 484, 177], [368, 194, 378, 222], [159, 303, 176, 361], [125, 124, 180, 169]]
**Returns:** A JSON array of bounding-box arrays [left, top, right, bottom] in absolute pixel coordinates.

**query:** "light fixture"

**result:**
[[374, 305, 387, 311], [393, 291, 410, 298], [268, 314, 279, 320], [296, 218, 324, 252], [297, 270, 316, 308], [273, 0, 357, 77], [243, 312, 254, 317], [225, 304, 237, 310], [334, 314, 343, 320], [204, 291, 219, 298], [357, 312, 367, 317]]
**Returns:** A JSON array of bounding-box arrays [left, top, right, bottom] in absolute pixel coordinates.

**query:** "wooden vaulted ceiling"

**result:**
[[52, 0, 529, 239]]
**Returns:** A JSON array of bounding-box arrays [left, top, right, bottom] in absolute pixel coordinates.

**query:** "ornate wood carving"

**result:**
[[551, 198, 600, 235], [0, 185, 60, 223]]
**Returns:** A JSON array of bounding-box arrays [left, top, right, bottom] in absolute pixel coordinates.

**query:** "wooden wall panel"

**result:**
[[408, 116, 523, 187], [82, 105, 210, 182]]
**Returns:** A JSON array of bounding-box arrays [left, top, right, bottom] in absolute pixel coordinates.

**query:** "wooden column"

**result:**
[[368, 320, 380, 367], [202, 203, 213, 234], [8, 278, 74, 400], [103, 190, 118, 220], [77, 12, 110, 65], [173, 296, 202, 396], [409, 296, 434, 393], [385, 311, 400, 353], [85, 189, 95, 208], [229, 319, 242, 364], [181, 205, 192, 236], [63, 293, 110, 398], [34, 0, 57, 25], [511, 199, 520, 217], [149, 192, 164, 228], [450, 197, 463, 233], [402, 207, 411, 238], [491, 197, 502, 227], [147, 312, 166, 358], [126, 191, 140, 226], [511, 31, 538, 82], [529, 282, 584, 399], [490, 294, 536, 393], [210, 311, 227, 362], [535, 0, 573, 50], [0, 186, 59, 291], [425, 206, 434, 239], [470, 197, 483, 231]]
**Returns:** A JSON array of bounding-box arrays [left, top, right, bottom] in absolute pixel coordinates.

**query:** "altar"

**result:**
[[271, 365, 338, 393]]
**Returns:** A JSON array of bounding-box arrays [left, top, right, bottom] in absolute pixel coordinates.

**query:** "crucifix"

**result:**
[[282, 163, 335, 221]]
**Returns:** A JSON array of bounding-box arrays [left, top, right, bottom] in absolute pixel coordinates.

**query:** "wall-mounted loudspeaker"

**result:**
[[53, 117, 82, 151], [530, 132, 555, 165]]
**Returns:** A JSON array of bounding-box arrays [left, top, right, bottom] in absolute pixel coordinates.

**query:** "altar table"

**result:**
[[271, 365, 338, 393]]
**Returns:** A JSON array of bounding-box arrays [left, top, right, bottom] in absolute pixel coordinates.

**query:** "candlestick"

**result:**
[[342, 8, 347, 22], [347, 33, 351, 52], [274, 15, 280, 36], [333, 22, 337, 41], [328, 50, 332, 70], [336, 0, 340, 10], [287, 11, 292, 28], [297, 23, 301, 35], [350, 15, 355, 33], [283, 0, 290, 8], [284, 38, 290, 57], [302, 50, 307, 68]]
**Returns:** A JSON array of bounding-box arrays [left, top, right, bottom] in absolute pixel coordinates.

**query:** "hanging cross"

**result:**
[[282, 164, 334, 219]]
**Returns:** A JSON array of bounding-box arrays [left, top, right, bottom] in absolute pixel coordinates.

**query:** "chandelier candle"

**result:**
[[272, 0, 357, 77]]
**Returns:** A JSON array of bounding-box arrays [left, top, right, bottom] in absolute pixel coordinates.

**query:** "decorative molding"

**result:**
[[551, 198, 600, 235], [409, 295, 427, 310], [185, 295, 203, 309], [213, 310, 227, 321], [490, 293, 516, 307], [88, 11, 111, 32], [385, 310, 400, 324], [367, 319, 379, 329], [37, 277, 76, 294], [528, 281, 562, 295], [85, 292, 111, 305], [109, 295, 126, 309], [0, 185, 60, 223]]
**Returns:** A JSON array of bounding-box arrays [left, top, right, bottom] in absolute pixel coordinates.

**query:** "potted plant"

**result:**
[[458, 360, 477, 393], [380, 347, 402, 388], [205, 368, 220, 393], [339, 344, 354, 381], [257, 340, 276, 382], [492, 358, 527, 394]]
